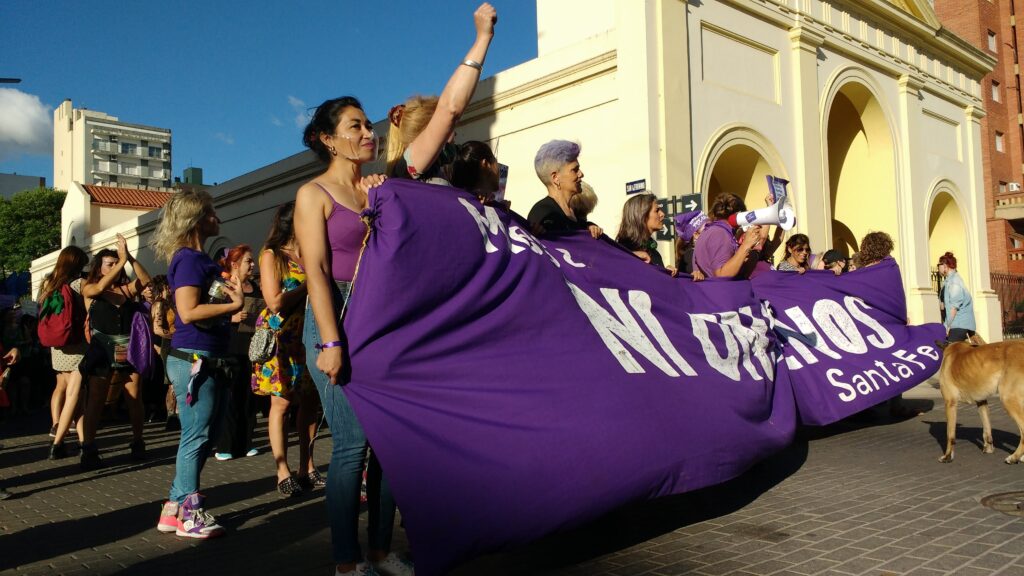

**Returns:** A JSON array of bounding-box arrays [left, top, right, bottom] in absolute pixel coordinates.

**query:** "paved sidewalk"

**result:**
[[3, 380, 1024, 575]]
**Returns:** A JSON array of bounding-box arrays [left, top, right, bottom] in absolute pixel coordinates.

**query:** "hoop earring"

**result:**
[[327, 145, 337, 156]]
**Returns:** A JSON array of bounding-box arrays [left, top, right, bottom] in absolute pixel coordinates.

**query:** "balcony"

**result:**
[[92, 141, 118, 154], [92, 162, 147, 178], [995, 192, 1024, 221]]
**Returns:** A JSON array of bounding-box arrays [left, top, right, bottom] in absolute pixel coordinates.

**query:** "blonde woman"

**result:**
[[152, 190, 243, 539], [385, 3, 496, 185]]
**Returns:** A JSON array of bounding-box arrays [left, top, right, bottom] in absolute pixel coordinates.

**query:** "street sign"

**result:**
[[655, 194, 703, 241], [625, 179, 647, 194]]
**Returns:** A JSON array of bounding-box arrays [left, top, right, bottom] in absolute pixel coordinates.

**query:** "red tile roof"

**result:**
[[83, 185, 173, 209]]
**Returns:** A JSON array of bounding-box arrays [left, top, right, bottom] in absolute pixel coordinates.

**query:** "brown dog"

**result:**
[[937, 338, 1024, 464]]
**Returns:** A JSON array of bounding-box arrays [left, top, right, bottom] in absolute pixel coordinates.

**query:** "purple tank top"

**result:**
[[315, 183, 367, 282]]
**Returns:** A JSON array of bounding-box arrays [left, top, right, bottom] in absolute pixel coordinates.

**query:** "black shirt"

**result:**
[[527, 196, 589, 236], [618, 238, 665, 268]]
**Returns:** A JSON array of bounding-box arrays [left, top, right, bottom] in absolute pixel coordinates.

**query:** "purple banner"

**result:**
[[340, 180, 943, 575], [752, 266, 944, 425]]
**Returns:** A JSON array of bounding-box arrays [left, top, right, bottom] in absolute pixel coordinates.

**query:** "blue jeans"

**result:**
[[304, 294, 396, 564], [167, 348, 229, 505]]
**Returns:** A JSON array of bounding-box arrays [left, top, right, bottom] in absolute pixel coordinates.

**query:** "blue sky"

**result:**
[[0, 0, 537, 187]]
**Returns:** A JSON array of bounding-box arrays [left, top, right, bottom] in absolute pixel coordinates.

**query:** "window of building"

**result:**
[[141, 159, 148, 167], [988, 30, 998, 52], [1001, 181, 1009, 194], [148, 146, 161, 158], [1013, 238, 1023, 249], [141, 179, 150, 188], [108, 154, 117, 162], [108, 135, 118, 142], [121, 142, 137, 155], [109, 175, 118, 183], [996, 131, 1005, 152], [993, 80, 1001, 102]]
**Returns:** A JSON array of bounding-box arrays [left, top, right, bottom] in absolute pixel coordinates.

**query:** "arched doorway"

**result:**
[[825, 81, 898, 261], [700, 129, 788, 263], [928, 189, 970, 307], [707, 145, 775, 215]]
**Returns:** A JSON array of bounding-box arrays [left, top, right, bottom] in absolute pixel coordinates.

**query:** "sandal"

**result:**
[[304, 469, 326, 490], [277, 475, 303, 497]]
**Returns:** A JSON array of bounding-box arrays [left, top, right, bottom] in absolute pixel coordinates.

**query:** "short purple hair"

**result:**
[[534, 140, 581, 186]]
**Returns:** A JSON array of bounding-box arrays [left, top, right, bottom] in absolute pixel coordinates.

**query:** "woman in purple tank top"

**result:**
[[293, 5, 497, 575]]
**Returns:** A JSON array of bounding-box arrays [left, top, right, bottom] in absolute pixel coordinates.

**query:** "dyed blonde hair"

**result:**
[[569, 181, 598, 220], [152, 190, 214, 263], [385, 95, 439, 177]]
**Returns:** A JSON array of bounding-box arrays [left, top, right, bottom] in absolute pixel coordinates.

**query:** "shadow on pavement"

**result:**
[[450, 437, 810, 575], [1, 472, 328, 572], [798, 397, 935, 442], [922, 419, 1022, 455]]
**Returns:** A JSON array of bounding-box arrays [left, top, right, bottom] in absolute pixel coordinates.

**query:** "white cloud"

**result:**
[[270, 115, 283, 127], [214, 132, 235, 145], [0, 89, 52, 161], [288, 95, 310, 128]]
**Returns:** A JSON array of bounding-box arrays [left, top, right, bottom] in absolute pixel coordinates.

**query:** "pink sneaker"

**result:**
[[157, 500, 179, 533]]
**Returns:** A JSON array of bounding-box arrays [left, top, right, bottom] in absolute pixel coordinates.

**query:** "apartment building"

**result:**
[[934, 0, 1024, 274], [53, 99, 172, 192]]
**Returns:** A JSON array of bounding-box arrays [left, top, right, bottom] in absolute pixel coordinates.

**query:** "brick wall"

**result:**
[[934, 0, 1024, 275]]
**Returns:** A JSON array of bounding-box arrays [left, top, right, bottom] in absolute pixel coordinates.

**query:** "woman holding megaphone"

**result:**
[[693, 193, 764, 279]]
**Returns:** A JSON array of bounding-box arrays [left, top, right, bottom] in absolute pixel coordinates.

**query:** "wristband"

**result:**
[[462, 59, 483, 70], [315, 341, 343, 351]]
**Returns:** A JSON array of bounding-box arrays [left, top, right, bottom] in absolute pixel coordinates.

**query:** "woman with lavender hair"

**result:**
[[527, 140, 603, 238]]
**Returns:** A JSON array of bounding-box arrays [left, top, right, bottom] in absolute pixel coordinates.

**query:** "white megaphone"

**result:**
[[727, 198, 797, 231]]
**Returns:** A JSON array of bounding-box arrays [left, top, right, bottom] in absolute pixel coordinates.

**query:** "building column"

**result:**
[[615, 0, 659, 197], [896, 73, 935, 325], [654, 0, 692, 201], [616, 0, 691, 261], [788, 26, 827, 245], [965, 104, 1004, 340]]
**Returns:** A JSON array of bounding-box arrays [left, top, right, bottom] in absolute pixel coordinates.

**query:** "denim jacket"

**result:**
[[942, 270, 976, 332]]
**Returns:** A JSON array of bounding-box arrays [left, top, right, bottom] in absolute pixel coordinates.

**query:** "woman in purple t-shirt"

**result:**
[[151, 190, 243, 540], [693, 193, 764, 279]]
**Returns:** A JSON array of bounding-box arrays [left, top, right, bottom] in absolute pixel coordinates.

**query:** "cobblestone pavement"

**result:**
[[3, 380, 1024, 576]]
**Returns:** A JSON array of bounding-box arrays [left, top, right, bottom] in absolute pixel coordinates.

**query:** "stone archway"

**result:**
[[707, 145, 775, 215], [825, 81, 898, 261], [699, 127, 789, 262], [928, 188, 970, 299]]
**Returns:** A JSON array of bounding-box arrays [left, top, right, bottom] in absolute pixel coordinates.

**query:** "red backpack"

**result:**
[[38, 283, 85, 347]]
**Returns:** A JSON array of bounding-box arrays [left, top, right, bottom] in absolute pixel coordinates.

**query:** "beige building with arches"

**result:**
[[455, 0, 1001, 338], [33, 0, 1001, 340]]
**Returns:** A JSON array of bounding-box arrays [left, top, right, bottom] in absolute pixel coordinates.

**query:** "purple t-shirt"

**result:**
[[168, 247, 230, 353], [693, 220, 738, 277]]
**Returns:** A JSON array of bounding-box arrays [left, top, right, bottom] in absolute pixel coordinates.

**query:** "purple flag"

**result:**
[[341, 180, 943, 575], [752, 264, 944, 425]]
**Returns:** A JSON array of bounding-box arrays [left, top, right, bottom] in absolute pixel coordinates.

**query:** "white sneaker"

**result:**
[[245, 448, 258, 457], [335, 562, 379, 576], [373, 553, 414, 576]]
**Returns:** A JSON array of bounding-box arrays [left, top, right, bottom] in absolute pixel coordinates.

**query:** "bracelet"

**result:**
[[315, 341, 343, 351], [462, 59, 483, 71]]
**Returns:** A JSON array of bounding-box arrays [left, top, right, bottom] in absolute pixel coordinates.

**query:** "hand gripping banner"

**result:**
[[338, 180, 944, 575]]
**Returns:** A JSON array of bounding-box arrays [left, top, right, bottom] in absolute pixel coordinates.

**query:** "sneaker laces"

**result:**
[[190, 507, 218, 526]]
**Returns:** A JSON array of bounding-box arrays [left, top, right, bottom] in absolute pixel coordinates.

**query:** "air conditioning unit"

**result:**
[[1011, 182, 1023, 192]]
